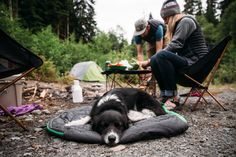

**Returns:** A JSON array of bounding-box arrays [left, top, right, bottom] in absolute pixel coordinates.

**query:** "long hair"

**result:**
[[164, 13, 185, 46]]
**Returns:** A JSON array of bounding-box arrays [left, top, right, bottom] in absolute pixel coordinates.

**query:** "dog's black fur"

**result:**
[[90, 88, 166, 146]]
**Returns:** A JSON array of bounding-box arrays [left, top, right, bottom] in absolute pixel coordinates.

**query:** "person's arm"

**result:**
[[155, 25, 164, 52], [136, 44, 144, 61], [164, 17, 197, 53], [140, 25, 164, 68], [134, 35, 144, 61], [156, 39, 163, 52]]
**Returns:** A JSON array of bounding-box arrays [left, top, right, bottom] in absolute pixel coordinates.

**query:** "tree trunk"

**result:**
[[9, 0, 13, 21], [13, 0, 18, 19], [66, 15, 69, 38]]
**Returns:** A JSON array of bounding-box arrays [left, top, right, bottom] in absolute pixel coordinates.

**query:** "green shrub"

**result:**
[[214, 44, 236, 84], [29, 57, 58, 82]]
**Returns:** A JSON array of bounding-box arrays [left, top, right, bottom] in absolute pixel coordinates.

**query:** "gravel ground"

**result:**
[[0, 82, 235, 157]]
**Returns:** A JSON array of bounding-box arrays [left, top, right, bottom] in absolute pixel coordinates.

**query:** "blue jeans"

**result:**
[[150, 50, 188, 97]]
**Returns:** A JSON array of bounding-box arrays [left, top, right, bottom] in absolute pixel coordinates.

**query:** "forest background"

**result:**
[[0, 0, 235, 84]]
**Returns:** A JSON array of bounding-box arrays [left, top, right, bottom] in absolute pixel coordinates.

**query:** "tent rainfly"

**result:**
[[70, 61, 105, 82]]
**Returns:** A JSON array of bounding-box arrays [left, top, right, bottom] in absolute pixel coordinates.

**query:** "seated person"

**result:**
[[150, 0, 209, 109]]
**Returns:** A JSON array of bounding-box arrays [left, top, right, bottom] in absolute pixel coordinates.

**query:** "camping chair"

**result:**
[[0, 29, 43, 130], [177, 35, 232, 111]]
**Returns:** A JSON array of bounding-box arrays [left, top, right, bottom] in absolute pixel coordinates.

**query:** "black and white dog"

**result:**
[[65, 88, 166, 146]]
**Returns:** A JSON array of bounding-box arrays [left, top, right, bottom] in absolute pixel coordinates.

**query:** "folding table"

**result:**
[[101, 69, 157, 96]]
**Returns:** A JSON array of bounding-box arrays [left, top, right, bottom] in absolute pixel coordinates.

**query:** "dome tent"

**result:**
[[70, 61, 105, 82]]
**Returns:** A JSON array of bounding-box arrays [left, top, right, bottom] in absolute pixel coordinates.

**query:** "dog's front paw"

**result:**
[[64, 116, 91, 126], [128, 110, 152, 122], [141, 109, 156, 117]]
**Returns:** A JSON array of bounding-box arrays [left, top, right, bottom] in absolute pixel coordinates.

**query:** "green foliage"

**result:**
[[196, 15, 218, 45], [0, 3, 14, 31], [184, 0, 203, 16], [89, 31, 114, 54], [73, 0, 96, 42], [29, 56, 58, 82], [219, 0, 233, 18], [205, 0, 219, 25], [57, 72, 75, 85], [214, 1, 236, 83], [218, 1, 236, 45], [31, 27, 65, 73]]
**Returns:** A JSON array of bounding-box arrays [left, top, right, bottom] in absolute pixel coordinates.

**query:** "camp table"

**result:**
[[101, 69, 157, 96]]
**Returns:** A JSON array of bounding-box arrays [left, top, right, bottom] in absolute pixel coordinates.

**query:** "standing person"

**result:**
[[133, 18, 166, 68], [150, 0, 209, 109]]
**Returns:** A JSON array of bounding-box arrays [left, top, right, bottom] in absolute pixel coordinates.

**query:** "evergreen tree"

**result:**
[[205, 0, 218, 25], [219, 0, 233, 18], [184, 0, 195, 15], [18, 0, 45, 31], [218, 1, 236, 45], [196, 0, 203, 16], [18, 0, 96, 42], [184, 0, 203, 16], [73, 0, 96, 43]]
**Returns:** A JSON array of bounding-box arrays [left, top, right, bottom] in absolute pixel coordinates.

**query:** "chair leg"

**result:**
[[201, 96, 208, 104], [195, 88, 208, 104], [191, 96, 203, 111], [191, 88, 207, 111], [0, 105, 28, 131], [205, 90, 227, 111], [182, 88, 193, 106]]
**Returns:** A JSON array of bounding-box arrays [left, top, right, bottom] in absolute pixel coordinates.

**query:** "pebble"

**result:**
[[34, 127, 43, 132], [42, 109, 51, 114], [23, 152, 32, 157], [31, 109, 42, 115], [110, 145, 126, 152], [10, 136, 21, 140]]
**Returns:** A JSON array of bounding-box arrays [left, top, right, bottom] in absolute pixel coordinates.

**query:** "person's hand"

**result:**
[[137, 60, 150, 69]]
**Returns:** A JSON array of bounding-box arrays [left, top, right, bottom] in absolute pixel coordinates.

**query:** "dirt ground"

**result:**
[[0, 81, 235, 157]]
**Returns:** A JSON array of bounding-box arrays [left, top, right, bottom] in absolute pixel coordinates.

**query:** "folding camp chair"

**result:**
[[0, 29, 43, 130], [177, 35, 232, 111]]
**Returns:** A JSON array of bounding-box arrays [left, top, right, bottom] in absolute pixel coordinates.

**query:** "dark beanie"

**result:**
[[160, 0, 180, 19]]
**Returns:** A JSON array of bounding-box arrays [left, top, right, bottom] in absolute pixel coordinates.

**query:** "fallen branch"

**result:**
[[29, 85, 38, 101]]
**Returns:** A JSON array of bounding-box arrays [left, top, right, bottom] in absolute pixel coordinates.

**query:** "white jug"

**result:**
[[72, 80, 83, 103]]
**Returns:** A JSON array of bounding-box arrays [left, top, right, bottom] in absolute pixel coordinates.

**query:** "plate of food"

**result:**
[[108, 63, 127, 71]]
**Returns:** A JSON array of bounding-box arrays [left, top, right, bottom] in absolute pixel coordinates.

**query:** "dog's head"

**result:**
[[92, 110, 129, 146]]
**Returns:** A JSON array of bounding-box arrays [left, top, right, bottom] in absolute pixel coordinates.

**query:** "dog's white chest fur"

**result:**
[[97, 94, 121, 107]]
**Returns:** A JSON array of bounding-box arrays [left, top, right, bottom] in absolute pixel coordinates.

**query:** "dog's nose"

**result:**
[[108, 135, 116, 143]]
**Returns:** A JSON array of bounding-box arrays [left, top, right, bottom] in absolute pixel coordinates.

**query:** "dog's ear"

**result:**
[[123, 115, 129, 129]]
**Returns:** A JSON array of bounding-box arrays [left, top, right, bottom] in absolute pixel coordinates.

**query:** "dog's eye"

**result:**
[[114, 122, 121, 128], [100, 122, 108, 128]]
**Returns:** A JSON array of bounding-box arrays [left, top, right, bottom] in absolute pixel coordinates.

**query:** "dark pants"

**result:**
[[150, 50, 188, 97]]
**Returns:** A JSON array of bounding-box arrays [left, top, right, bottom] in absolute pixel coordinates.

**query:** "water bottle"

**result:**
[[72, 80, 83, 103]]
